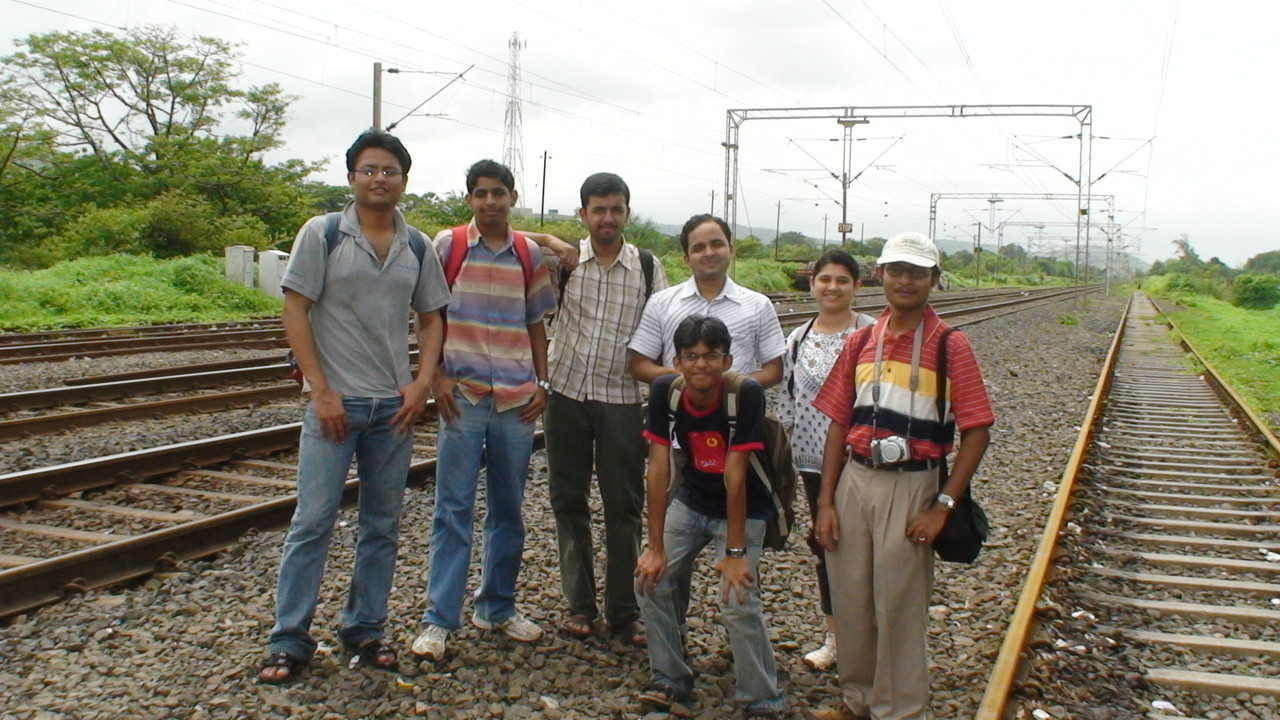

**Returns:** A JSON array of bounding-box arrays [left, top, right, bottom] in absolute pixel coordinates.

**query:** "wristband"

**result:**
[[725, 546, 747, 558]]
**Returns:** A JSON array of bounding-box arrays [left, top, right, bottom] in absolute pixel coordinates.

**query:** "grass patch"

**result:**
[[1056, 313, 1079, 326], [0, 254, 281, 331], [1150, 292, 1280, 427]]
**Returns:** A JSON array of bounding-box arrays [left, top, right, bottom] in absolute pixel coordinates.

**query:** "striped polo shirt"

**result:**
[[434, 224, 558, 412], [627, 275, 786, 375], [812, 305, 995, 460]]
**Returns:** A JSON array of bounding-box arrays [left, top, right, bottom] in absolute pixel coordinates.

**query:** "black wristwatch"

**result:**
[[725, 546, 747, 559]]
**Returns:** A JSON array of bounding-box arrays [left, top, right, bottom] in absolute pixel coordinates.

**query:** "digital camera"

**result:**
[[870, 435, 911, 466]]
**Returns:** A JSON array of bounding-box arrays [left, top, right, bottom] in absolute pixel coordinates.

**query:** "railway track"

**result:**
[[978, 292, 1280, 720], [0, 284, 1098, 620], [0, 286, 1047, 364], [0, 286, 1092, 436]]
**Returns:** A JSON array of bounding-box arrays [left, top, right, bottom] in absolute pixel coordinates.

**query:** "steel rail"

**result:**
[[0, 424, 302, 508], [0, 318, 281, 346], [0, 432, 543, 619], [0, 384, 299, 440], [975, 293, 1132, 720], [0, 365, 292, 413]]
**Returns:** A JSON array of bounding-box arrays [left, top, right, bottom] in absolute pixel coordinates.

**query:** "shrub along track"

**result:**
[[0, 285, 1099, 622], [977, 292, 1280, 720]]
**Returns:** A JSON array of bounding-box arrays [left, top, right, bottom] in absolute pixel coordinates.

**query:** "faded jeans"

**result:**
[[268, 395, 412, 659], [636, 500, 785, 709], [421, 389, 535, 630]]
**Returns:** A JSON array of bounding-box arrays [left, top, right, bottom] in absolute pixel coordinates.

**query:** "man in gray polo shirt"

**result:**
[[257, 130, 450, 684]]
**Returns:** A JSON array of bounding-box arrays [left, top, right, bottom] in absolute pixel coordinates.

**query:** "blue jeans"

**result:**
[[636, 500, 785, 710], [268, 396, 412, 659], [422, 390, 535, 630]]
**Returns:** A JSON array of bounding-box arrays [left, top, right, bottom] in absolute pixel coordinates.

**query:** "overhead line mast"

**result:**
[[502, 32, 527, 198]]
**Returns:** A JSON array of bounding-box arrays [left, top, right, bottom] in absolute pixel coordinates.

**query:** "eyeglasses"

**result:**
[[883, 263, 933, 280], [355, 166, 403, 178], [678, 350, 726, 364]]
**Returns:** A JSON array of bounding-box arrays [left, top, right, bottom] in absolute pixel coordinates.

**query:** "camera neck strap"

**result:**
[[870, 320, 925, 442]]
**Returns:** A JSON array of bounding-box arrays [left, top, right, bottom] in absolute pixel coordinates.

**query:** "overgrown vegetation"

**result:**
[[0, 255, 280, 330], [1140, 238, 1280, 430]]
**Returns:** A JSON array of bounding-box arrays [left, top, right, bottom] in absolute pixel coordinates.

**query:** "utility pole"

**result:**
[[974, 222, 982, 288], [822, 214, 829, 251], [710, 190, 716, 216], [372, 62, 383, 130], [836, 118, 869, 245], [539, 150, 550, 227], [774, 200, 782, 261]]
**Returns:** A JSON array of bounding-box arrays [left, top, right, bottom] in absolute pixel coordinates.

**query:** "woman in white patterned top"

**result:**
[[779, 250, 875, 672]]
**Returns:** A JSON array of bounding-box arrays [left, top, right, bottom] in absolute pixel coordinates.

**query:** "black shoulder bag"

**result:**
[[932, 329, 990, 564]]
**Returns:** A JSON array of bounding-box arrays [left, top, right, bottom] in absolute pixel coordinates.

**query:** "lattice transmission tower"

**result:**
[[501, 32, 526, 198]]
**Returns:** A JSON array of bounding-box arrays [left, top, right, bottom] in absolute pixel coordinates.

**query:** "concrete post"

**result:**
[[224, 245, 256, 288], [257, 250, 290, 298]]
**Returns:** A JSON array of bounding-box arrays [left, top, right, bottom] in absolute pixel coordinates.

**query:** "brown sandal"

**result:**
[[348, 639, 398, 672], [559, 613, 595, 638], [613, 619, 646, 647], [257, 652, 308, 684]]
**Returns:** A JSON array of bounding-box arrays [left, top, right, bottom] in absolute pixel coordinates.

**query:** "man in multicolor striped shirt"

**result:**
[[412, 160, 558, 662], [811, 232, 993, 720]]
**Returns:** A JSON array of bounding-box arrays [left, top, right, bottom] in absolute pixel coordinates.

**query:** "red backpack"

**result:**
[[443, 225, 535, 289]]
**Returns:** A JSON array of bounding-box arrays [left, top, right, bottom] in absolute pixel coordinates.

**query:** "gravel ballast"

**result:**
[[0, 294, 1124, 719]]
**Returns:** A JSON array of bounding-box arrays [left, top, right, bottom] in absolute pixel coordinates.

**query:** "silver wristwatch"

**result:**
[[536, 379, 552, 392], [725, 546, 747, 559], [936, 492, 957, 510]]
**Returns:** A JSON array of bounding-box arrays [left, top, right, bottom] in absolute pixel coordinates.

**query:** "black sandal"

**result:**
[[256, 652, 307, 685], [348, 639, 398, 672]]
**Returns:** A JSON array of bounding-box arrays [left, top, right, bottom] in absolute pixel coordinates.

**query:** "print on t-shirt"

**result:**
[[688, 430, 726, 473]]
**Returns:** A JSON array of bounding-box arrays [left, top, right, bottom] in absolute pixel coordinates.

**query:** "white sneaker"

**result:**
[[472, 613, 544, 643], [803, 631, 837, 671], [411, 624, 449, 661]]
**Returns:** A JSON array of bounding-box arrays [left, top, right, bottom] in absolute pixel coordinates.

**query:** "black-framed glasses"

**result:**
[[355, 166, 403, 178], [883, 263, 932, 280], [678, 350, 726, 364]]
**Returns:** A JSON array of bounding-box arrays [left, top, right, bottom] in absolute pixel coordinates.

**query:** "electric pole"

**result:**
[[974, 222, 982, 288], [372, 62, 383, 130], [774, 200, 782, 261], [822, 214, 829, 251], [710, 190, 716, 216], [539, 151, 550, 227]]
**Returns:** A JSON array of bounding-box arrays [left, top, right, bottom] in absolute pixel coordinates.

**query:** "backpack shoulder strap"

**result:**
[[444, 225, 470, 288], [511, 231, 535, 288], [638, 248, 655, 299], [936, 328, 954, 421], [786, 318, 817, 400], [722, 371, 746, 433], [322, 212, 344, 255], [405, 227, 427, 267], [667, 375, 686, 419]]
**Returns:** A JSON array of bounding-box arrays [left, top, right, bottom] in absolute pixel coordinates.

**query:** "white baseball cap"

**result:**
[[877, 232, 940, 269]]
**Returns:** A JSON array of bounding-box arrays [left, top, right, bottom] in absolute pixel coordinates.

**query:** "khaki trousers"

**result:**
[[827, 459, 936, 720]]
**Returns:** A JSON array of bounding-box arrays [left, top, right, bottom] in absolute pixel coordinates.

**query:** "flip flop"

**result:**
[[613, 619, 646, 647]]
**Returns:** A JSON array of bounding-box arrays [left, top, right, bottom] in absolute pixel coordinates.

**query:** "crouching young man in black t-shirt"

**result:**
[[633, 315, 787, 718]]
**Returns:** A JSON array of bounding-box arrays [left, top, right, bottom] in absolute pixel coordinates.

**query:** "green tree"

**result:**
[[736, 234, 767, 259], [1244, 250, 1280, 275], [1, 26, 320, 265]]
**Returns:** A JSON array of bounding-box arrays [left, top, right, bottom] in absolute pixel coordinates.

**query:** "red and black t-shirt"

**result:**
[[643, 374, 773, 519]]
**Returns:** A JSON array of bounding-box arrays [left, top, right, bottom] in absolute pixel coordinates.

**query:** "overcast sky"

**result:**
[[6, 0, 1276, 266]]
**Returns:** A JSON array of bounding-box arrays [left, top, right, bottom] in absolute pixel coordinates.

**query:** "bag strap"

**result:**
[[936, 327, 954, 490], [511, 231, 535, 288], [639, 248, 655, 299], [444, 225, 470, 288], [785, 318, 817, 401]]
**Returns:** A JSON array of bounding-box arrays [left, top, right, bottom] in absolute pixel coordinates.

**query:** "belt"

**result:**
[[848, 453, 941, 473]]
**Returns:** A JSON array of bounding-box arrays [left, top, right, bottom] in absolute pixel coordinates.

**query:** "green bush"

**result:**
[[0, 254, 279, 330], [1232, 273, 1280, 310]]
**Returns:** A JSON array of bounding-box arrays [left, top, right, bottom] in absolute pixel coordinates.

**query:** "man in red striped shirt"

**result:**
[[811, 232, 993, 720]]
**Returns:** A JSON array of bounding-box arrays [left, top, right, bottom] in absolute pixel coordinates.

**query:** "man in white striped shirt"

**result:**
[[628, 214, 785, 389], [546, 172, 669, 647]]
